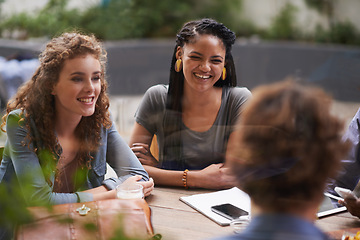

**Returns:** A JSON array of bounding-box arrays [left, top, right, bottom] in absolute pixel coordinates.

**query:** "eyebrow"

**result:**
[[190, 51, 224, 59], [70, 71, 102, 76]]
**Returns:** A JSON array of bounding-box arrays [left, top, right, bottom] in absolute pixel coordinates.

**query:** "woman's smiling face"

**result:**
[[177, 34, 226, 93], [52, 54, 102, 119]]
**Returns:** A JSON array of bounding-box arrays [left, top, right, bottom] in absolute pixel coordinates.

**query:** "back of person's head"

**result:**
[[227, 79, 350, 212]]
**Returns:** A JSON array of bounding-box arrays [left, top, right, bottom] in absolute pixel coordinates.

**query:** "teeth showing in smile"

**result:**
[[194, 73, 211, 79], [78, 97, 93, 103]]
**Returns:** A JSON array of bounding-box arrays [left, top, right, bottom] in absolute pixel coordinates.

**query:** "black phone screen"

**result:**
[[211, 203, 248, 220]]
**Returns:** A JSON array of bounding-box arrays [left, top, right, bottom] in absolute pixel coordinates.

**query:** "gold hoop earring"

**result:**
[[175, 59, 182, 72], [222, 67, 227, 80]]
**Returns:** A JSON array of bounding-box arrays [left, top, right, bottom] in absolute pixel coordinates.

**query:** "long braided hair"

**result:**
[[162, 18, 237, 169]]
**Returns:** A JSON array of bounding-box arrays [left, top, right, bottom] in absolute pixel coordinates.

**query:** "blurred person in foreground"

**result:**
[[129, 18, 251, 190], [214, 80, 350, 240]]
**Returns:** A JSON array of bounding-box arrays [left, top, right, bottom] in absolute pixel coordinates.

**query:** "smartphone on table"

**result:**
[[211, 203, 249, 220], [335, 187, 358, 200]]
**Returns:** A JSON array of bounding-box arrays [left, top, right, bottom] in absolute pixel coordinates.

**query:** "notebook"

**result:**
[[180, 188, 347, 226], [179, 187, 251, 226]]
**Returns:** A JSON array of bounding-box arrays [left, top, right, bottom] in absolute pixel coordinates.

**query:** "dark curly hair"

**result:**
[[162, 18, 237, 170], [1, 32, 111, 170], [227, 79, 350, 211]]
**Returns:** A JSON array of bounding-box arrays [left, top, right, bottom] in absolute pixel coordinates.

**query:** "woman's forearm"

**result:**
[[143, 165, 185, 187]]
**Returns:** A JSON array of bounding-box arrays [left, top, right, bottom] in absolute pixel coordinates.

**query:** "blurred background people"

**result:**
[[327, 107, 360, 217], [0, 52, 39, 110]]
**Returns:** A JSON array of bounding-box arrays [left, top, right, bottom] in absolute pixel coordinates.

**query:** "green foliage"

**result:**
[[0, 0, 243, 40], [266, 3, 299, 40], [188, 0, 243, 37], [151, 234, 163, 240], [80, 0, 192, 40], [83, 222, 98, 232], [0, 175, 36, 231], [0, 0, 360, 46], [233, 18, 260, 38], [0, 147, 85, 232], [314, 21, 360, 46], [80, 0, 243, 40], [304, 0, 333, 15], [1, 0, 81, 39]]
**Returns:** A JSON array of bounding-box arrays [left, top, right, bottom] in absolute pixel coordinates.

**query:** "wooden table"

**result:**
[[145, 186, 360, 240]]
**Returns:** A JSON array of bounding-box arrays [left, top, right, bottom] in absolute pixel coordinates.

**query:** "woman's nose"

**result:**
[[84, 79, 95, 92], [199, 61, 211, 72]]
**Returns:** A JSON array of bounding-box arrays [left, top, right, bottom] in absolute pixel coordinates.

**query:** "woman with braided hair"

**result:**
[[129, 18, 251, 189], [0, 32, 153, 206]]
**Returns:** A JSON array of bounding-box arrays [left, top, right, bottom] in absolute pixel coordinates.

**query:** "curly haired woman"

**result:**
[[0, 32, 153, 207]]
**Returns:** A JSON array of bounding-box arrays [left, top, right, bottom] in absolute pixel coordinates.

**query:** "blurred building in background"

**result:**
[[242, 0, 360, 33], [0, 0, 359, 144]]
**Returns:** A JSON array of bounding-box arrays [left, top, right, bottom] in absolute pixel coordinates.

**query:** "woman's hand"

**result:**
[[188, 163, 237, 190], [131, 143, 158, 166], [122, 175, 154, 197], [138, 177, 154, 197], [339, 198, 360, 218]]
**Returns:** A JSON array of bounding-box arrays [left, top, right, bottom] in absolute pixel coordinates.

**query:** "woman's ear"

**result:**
[[175, 46, 182, 59]]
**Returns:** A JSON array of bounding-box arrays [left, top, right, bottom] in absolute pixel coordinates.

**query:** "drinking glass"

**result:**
[[116, 183, 144, 199], [230, 216, 251, 233]]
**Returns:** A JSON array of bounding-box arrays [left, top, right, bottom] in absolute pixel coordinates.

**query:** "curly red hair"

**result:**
[[1, 32, 111, 169]]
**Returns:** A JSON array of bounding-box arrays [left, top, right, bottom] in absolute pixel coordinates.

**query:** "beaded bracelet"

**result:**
[[182, 169, 189, 189]]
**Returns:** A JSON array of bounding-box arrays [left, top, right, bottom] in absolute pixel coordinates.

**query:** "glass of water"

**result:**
[[116, 182, 144, 199]]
